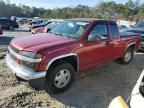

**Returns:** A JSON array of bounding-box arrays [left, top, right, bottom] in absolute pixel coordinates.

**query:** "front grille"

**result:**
[[9, 51, 17, 62], [9, 44, 20, 54]]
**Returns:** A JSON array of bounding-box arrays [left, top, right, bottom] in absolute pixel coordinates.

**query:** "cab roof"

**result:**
[[69, 18, 116, 23]]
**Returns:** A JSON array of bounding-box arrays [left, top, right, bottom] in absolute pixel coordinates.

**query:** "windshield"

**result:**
[[50, 20, 90, 39]]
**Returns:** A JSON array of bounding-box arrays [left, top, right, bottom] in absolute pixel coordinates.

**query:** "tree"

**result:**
[[0, 0, 144, 22]]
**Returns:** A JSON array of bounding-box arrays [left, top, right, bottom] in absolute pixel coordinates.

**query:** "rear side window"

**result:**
[[111, 24, 119, 39]]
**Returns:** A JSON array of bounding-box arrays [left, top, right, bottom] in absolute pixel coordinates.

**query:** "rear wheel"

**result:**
[[45, 63, 75, 94], [120, 48, 134, 64]]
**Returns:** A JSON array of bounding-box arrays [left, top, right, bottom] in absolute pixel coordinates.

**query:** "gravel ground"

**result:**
[[0, 28, 144, 108]]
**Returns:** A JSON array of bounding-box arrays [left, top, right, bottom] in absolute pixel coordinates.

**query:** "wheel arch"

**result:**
[[46, 53, 79, 72], [127, 42, 136, 50]]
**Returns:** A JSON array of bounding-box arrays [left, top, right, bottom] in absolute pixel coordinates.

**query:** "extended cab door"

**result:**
[[109, 22, 125, 59], [79, 22, 113, 70]]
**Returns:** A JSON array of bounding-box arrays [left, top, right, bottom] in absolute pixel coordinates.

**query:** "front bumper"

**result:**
[[5, 54, 46, 80]]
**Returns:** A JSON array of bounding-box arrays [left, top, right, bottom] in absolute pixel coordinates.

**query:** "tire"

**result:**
[[9, 25, 14, 30], [120, 48, 134, 64], [45, 63, 75, 94]]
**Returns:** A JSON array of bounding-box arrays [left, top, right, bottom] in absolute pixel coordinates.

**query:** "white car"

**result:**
[[108, 70, 144, 108], [130, 70, 144, 108]]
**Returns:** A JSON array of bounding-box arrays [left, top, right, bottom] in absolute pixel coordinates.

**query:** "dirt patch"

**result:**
[[0, 90, 49, 108], [0, 46, 7, 59]]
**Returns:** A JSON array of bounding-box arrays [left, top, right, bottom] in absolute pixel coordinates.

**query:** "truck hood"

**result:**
[[11, 33, 76, 51]]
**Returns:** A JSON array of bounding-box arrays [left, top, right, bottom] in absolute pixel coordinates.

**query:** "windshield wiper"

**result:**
[[53, 32, 66, 36], [55, 33, 64, 36], [49, 31, 77, 39], [63, 35, 78, 39], [48, 31, 61, 35]]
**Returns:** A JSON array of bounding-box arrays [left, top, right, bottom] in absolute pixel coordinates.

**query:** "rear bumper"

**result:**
[[5, 54, 46, 80]]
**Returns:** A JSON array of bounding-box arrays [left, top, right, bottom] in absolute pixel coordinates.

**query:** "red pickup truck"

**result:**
[[6, 19, 141, 93]]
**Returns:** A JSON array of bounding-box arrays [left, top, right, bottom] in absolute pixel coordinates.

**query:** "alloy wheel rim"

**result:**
[[124, 51, 132, 62], [54, 69, 71, 88]]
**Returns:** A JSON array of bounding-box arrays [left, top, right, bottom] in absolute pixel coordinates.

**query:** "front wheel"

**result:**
[[120, 48, 134, 64], [45, 63, 75, 94]]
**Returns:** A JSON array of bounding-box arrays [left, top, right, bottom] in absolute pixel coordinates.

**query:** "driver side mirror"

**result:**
[[87, 34, 101, 42]]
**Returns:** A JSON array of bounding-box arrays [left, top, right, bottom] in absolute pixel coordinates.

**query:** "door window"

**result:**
[[88, 23, 109, 41], [111, 24, 119, 39]]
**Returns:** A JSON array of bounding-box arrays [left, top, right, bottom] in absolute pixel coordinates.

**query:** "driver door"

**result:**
[[79, 22, 113, 70]]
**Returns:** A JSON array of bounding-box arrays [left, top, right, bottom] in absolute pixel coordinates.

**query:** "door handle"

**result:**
[[105, 41, 112, 46]]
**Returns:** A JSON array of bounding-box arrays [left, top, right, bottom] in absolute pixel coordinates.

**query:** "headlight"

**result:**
[[21, 51, 42, 59], [20, 51, 43, 71]]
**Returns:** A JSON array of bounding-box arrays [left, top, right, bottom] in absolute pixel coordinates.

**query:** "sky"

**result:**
[[2, 0, 144, 9]]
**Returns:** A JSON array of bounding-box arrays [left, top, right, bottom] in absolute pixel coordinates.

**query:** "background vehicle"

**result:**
[[44, 21, 61, 32], [0, 25, 3, 35], [110, 70, 144, 108], [130, 70, 144, 108], [31, 21, 60, 34], [16, 18, 28, 25], [31, 21, 50, 29], [29, 20, 50, 31], [127, 21, 144, 50], [119, 25, 128, 32], [6, 19, 141, 94], [29, 19, 43, 30], [10, 16, 16, 22], [0, 18, 19, 30]]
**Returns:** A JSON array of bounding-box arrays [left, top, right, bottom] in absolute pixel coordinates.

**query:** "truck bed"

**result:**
[[120, 32, 139, 38], [120, 31, 141, 50]]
